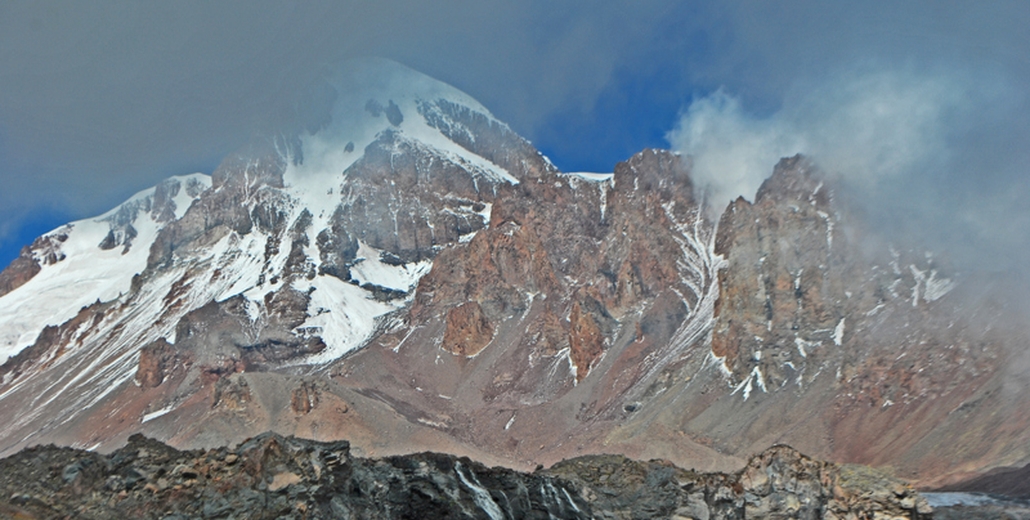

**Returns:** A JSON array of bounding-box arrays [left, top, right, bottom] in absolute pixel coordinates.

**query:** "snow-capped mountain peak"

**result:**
[[0, 173, 210, 362], [0, 62, 1022, 493]]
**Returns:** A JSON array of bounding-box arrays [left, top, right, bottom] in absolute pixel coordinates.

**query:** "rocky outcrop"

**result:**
[[290, 381, 321, 414], [442, 301, 494, 356], [0, 246, 42, 298], [135, 338, 176, 388], [0, 228, 74, 298], [0, 434, 930, 520], [0, 433, 588, 520], [549, 445, 932, 519], [712, 155, 848, 388]]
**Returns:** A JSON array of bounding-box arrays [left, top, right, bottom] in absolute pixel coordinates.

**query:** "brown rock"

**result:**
[[0, 246, 42, 298], [290, 381, 320, 414], [212, 374, 250, 410], [568, 301, 604, 382], [442, 301, 493, 357], [268, 471, 302, 492], [136, 338, 175, 388]]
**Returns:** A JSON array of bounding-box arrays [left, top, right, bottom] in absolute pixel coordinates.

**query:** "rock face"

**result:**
[[0, 59, 1027, 491], [938, 461, 1030, 499], [549, 445, 933, 520], [0, 432, 930, 520]]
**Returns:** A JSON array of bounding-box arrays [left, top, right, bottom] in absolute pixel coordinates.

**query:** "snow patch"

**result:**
[[455, 462, 505, 520], [169, 173, 212, 219], [349, 241, 432, 292], [290, 276, 398, 364], [794, 337, 821, 358], [833, 318, 846, 346], [816, 210, 833, 249], [141, 404, 176, 423], [910, 265, 956, 305], [732, 366, 767, 401], [565, 172, 613, 182]]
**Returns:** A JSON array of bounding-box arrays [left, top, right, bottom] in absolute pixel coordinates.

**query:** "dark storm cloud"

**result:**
[[0, 1, 691, 233], [1, 1, 1027, 278]]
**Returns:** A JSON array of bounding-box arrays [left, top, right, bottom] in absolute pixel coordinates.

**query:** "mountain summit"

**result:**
[[0, 60, 1025, 488]]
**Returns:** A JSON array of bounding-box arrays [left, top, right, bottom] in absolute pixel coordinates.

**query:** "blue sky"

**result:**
[[1, 1, 1028, 272]]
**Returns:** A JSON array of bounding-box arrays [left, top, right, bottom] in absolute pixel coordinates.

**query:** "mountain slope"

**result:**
[[0, 59, 1026, 487]]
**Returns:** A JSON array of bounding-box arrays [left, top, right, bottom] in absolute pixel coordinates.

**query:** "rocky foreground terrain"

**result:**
[[0, 432, 932, 520]]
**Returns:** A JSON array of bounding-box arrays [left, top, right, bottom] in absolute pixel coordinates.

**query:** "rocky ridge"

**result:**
[[0, 432, 931, 519], [0, 59, 1027, 491]]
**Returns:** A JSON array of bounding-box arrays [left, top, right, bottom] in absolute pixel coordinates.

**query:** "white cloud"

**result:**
[[666, 89, 803, 212], [667, 69, 968, 213]]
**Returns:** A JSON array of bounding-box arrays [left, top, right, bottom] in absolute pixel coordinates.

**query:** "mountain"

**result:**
[[0, 59, 1026, 489]]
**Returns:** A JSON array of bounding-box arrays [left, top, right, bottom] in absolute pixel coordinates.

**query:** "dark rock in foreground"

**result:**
[[937, 461, 1030, 499], [0, 433, 930, 519]]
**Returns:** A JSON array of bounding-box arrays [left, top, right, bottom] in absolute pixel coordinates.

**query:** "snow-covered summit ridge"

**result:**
[[0, 173, 211, 363], [282, 58, 517, 205]]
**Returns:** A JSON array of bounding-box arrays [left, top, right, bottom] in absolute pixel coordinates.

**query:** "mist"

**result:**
[[668, 65, 1028, 277], [1, 1, 1028, 279], [0, 0, 696, 265]]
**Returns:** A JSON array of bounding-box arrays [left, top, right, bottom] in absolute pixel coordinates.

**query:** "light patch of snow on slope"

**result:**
[[795, 337, 821, 358], [475, 202, 492, 223], [213, 231, 275, 301], [170, 173, 212, 219], [833, 318, 846, 346], [0, 177, 209, 363], [566, 172, 614, 182], [731, 366, 768, 401], [141, 404, 176, 423], [455, 462, 505, 520], [349, 241, 432, 292], [816, 210, 834, 249], [289, 276, 397, 364], [910, 264, 956, 305]]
